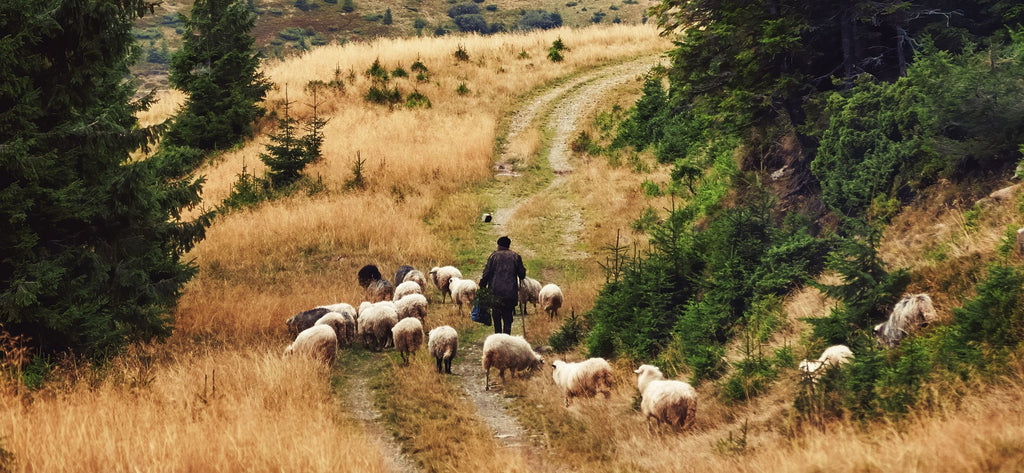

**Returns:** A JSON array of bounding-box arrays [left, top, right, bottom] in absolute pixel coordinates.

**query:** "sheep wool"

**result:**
[[394, 265, 415, 289], [391, 317, 424, 365], [538, 283, 564, 319], [552, 358, 614, 407], [482, 334, 543, 390], [518, 277, 542, 315], [429, 266, 463, 304], [395, 293, 428, 322], [448, 276, 479, 314], [284, 325, 338, 364], [428, 326, 459, 374], [799, 345, 854, 379], [634, 364, 697, 433], [314, 311, 356, 347], [393, 280, 424, 301], [403, 269, 428, 293], [874, 293, 938, 347], [358, 303, 399, 350]]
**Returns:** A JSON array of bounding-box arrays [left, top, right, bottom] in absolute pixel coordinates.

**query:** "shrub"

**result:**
[[447, 3, 479, 17], [548, 48, 563, 62], [550, 311, 587, 353], [365, 85, 402, 107], [413, 17, 428, 30], [392, 66, 408, 78], [341, 0, 355, 12], [405, 90, 432, 108], [454, 44, 469, 62], [456, 82, 470, 95], [454, 14, 488, 33], [518, 9, 562, 30], [485, 4, 497, 11], [570, 131, 592, 153]]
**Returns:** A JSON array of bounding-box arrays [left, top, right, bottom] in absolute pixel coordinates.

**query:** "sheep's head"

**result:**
[[530, 351, 544, 370], [634, 364, 664, 392]]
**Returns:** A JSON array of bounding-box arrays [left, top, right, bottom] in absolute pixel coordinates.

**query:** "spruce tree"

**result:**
[[167, 0, 272, 151], [0, 0, 211, 357]]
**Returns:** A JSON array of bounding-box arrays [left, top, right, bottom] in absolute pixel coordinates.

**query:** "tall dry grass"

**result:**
[[0, 342, 391, 472]]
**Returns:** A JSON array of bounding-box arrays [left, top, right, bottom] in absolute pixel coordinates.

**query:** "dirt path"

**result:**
[[453, 54, 664, 461], [491, 56, 664, 255], [343, 372, 421, 473]]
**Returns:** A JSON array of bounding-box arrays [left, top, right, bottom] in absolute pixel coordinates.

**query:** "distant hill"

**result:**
[[132, 0, 656, 90]]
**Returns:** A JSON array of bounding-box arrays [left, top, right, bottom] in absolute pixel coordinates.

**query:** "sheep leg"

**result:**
[[436, 357, 443, 373], [485, 368, 490, 391], [444, 358, 453, 374]]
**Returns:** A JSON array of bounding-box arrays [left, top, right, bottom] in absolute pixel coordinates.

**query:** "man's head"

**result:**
[[497, 236, 511, 249]]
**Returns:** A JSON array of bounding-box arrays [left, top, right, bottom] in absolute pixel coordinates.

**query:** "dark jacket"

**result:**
[[479, 246, 526, 304]]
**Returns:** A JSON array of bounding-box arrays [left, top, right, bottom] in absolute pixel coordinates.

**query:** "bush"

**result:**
[[365, 85, 402, 107], [518, 9, 562, 30], [405, 90, 432, 108], [550, 311, 587, 353], [447, 3, 480, 17], [341, 0, 355, 12], [454, 45, 469, 62], [456, 82, 470, 95], [485, 4, 497, 11], [454, 14, 488, 33], [413, 17, 428, 30]]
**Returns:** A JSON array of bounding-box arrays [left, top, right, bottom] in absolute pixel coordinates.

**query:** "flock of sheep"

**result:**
[[282, 261, 940, 435]]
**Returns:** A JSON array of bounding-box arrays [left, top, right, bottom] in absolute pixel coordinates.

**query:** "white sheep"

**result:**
[[799, 345, 854, 380], [394, 265, 415, 288], [448, 276, 479, 315], [318, 302, 356, 317], [395, 293, 428, 322], [538, 283, 564, 319], [518, 277, 542, 315], [551, 358, 614, 407], [391, 317, 424, 365], [393, 280, 423, 301], [314, 311, 356, 347], [358, 302, 398, 350], [482, 333, 544, 390], [283, 325, 338, 364], [874, 293, 938, 347], [403, 269, 428, 293], [428, 326, 459, 374], [429, 265, 463, 304], [634, 364, 697, 433]]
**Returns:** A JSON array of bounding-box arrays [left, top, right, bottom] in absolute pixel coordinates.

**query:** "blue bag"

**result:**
[[471, 302, 491, 325]]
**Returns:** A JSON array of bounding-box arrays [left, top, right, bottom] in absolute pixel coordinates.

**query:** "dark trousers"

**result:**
[[491, 298, 515, 334]]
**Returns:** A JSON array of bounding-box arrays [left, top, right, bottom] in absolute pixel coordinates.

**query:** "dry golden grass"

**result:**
[[0, 342, 391, 472]]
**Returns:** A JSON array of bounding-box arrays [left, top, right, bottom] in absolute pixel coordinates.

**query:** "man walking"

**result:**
[[480, 236, 526, 335]]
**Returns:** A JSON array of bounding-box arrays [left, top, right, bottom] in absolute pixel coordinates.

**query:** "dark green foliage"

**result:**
[[456, 83, 470, 95], [486, 4, 497, 12], [259, 89, 327, 190], [617, 74, 669, 151], [517, 10, 563, 30], [547, 48, 563, 62], [550, 311, 587, 353], [808, 226, 909, 345], [221, 164, 272, 210], [0, 0, 211, 358], [454, 14, 489, 33], [405, 90, 432, 109], [591, 11, 606, 23], [294, 0, 310, 11], [454, 44, 470, 62], [341, 0, 355, 12], [383, 8, 393, 25], [365, 85, 403, 107], [447, 3, 480, 17], [344, 153, 368, 190], [166, 0, 272, 151], [392, 67, 408, 78]]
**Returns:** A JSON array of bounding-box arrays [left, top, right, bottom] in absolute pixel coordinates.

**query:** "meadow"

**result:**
[[6, 20, 1024, 473]]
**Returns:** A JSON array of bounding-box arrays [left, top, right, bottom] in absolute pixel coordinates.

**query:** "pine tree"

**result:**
[[0, 0, 211, 357], [166, 0, 272, 151], [261, 89, 325, 189], [383, 8, 393, 25]]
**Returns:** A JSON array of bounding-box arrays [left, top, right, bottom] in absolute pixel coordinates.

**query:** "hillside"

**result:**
[[131, 0, 656, 89], [5, 9, 1024, 473]]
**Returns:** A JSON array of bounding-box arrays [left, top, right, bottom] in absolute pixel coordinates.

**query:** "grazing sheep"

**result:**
[[403, 269, 428, 293], [430, 266, 463, 304], [392, 317, 424, 365], [314, 311, 357, 347], [552, 358, 614, 407], [357, 264, 384, 288], [634, 364, 697, 433], [428, 326, 459, 374], [395, 293, 428, 322], [366, 279, 395, 302], [286, 307, 330, 336], [358, 302, 399, 350], [393, 280, 423, 301], [318, 303, 356, 317], [874, 293, 938, 348], [519, 277, 542, 315], [482, 334, 544, 390], [394, 265, 415, 289], [283, 325, 338, 364], [538, 283, 564, 319], [448, 276, 479, 315], [799, 345, 854, 381]]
